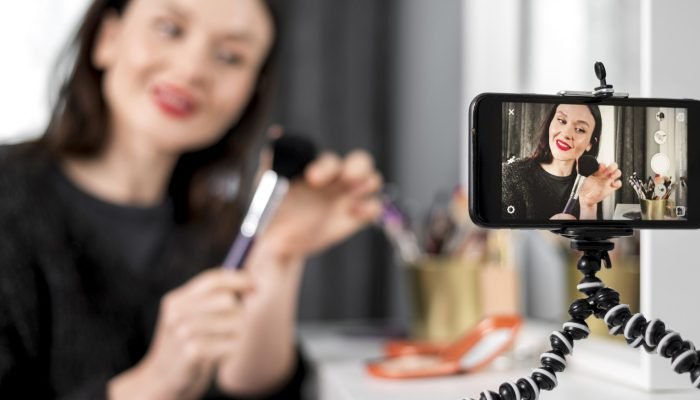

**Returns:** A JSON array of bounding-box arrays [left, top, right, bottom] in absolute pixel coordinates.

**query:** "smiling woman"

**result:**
[[0, 0, 384, 399], [502, 103, 621, 220], [90, 0, 274, 156]]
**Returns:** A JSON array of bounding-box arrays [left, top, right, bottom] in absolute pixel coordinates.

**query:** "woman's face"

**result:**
[[93, 0, 273, 155], [548, 104, 595, 163]]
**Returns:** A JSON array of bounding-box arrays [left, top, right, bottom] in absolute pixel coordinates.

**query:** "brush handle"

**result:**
[[222, 235, 255, 270]]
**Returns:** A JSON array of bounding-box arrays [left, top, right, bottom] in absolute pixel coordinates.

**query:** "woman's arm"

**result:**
[[214, 239, 304, 396], [216, 150, 382, 396]]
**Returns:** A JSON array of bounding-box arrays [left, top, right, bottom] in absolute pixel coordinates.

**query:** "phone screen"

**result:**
[[470, 94, 700, 228], [502, 102, 687, 221]]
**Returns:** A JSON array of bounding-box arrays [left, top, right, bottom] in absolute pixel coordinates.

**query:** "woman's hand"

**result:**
[[550, 213, 577, 220], [578, 162, 622, 219], [259, 150, 383, 263], [108, 269, 255, 400]]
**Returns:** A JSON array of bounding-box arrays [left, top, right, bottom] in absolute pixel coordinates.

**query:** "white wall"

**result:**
[[0, 0, 90, 142], [392, 0, 463, 215], [639, 0, 700, 390]]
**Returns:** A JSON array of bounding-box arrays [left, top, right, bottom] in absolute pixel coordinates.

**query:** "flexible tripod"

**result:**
[[467, 228, 699, 400], [468, 64, 699, 399]]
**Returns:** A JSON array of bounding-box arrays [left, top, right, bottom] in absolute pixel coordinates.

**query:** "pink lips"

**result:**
[[555, 139, 572, 151], [151, 83, 198, 119]]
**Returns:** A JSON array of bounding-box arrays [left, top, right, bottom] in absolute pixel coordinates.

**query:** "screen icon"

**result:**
[[508, 108, 515, 116], [676, 206, 686, 217], [507, 205, 515, 215]]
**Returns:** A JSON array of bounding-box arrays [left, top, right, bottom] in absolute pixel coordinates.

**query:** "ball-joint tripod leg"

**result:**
[[466, 236, 700, 400]]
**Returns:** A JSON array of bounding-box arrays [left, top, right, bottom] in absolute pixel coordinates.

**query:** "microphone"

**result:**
[[562, 155, 599, 215], [222, 134, 317, 270]]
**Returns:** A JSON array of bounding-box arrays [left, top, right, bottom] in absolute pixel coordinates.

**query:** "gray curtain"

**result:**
[[614, 107, 646, 204], [272, 0, 396, 321], [502, 102, 553, 162]]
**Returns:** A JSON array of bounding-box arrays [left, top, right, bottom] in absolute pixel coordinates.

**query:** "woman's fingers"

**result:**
[[305, 150, 381, 192], [173, 311, 243, 343], [593, 163, 607, 176], [351, 196, 383, 220], [550, 213, 577, 220], [591, 163, 622, 189], [161, 270, 254, 325], [601, 163, 622, 188], [305, 152, 342, 187], [179, 333, 241, 368], [604, 162, 619, 174], [340, 150, 374, 184], [183, 269, 255, 298], [350, 171, 383, 197], [180, 291, 244, 318]]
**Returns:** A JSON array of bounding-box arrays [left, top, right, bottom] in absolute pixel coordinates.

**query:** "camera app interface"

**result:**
[[502, 102, 688, 221]]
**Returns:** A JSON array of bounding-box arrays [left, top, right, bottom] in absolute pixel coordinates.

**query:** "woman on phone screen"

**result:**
[[502, 104, 622, 220]]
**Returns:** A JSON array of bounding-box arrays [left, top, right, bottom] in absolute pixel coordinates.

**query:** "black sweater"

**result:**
[[501, 158, 578, 220], [0, 144, 304, 399]]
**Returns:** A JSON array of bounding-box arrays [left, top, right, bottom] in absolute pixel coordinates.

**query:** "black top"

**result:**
[[502, 158, 579, 220], [0, 144, 305, 399], [50, 165, 174, 276]]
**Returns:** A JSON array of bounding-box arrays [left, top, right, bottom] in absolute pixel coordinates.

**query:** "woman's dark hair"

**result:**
[[40, 0, 284, 248], [530, 104, 602, 165]]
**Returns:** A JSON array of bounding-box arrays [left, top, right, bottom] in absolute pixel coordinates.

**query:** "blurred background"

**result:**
[[2, 1, 699, 348]]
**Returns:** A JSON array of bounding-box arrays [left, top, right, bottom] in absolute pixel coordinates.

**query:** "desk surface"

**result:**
[[299, 322, 699, 400]]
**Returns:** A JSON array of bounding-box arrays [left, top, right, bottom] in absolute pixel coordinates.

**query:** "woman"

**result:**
[[502, 104, 622, 220], [0, 0, 382, 399]]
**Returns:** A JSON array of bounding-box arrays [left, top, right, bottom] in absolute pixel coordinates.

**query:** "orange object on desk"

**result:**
[[366, 315, 522, 379]]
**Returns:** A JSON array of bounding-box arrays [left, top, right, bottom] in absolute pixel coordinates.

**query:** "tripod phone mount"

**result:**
[[467, 63, 700, 400], [558, 61, 629, 99]]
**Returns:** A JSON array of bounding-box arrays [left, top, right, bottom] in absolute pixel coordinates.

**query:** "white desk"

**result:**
[[613, 203, 641, 220], [299, 321, 699, 400]]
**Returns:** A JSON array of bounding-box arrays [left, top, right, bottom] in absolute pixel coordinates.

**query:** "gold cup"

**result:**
[[640, 199, 667, 220], [407, 257, 481, 342], [665, 199, 676, 218]]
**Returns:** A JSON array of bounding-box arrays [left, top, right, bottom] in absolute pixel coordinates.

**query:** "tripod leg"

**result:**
[[465, 248, 700, 400]]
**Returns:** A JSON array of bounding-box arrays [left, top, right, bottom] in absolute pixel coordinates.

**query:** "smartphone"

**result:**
[[469, 93, 700, 229]]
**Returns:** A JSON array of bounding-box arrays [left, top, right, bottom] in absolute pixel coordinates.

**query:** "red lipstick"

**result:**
[[556, 139, 572, 151], [152, 84, 197, 118]]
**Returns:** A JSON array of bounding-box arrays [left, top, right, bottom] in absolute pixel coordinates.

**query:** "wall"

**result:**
[[639, 0, 700, 390], [391, 0, 463, 213], [0, 0, 89, 141]]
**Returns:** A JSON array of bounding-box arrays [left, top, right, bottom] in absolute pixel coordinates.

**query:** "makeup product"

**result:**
[[379, 198, 422, 265], [424, 192, 456, 255], [222, 135, 317, 270], [628, 175, 647, 200], [663, 183, 677, 201], [562, 155, 599, 214], [444, 186, 473, 254], [366, 315, 522, 379]]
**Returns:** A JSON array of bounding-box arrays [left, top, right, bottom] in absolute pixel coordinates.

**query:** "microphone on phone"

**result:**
[[222, 134, 317, 270], [562, 155, 600, 215]]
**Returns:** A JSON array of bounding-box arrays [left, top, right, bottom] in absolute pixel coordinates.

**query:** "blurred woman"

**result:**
[[0, 0, 382, 398]]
